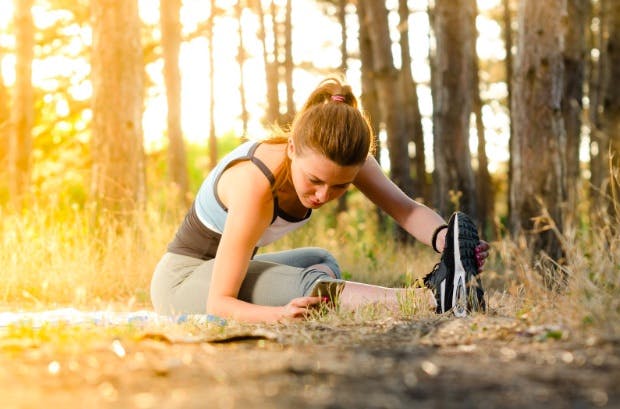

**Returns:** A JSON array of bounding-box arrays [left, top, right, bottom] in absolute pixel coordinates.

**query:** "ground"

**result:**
[[0, 313, 618, 409]]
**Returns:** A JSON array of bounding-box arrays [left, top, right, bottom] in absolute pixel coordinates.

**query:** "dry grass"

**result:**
[[0, 190, 618, 340], [0, 202, 179, 310], [487, 208, 620, 339]]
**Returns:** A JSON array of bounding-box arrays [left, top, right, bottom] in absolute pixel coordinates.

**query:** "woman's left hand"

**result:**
[[475, 240, 490, 272]]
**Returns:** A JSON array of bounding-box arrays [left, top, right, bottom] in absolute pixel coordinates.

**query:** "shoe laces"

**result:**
[[423, 262, 446, 289]]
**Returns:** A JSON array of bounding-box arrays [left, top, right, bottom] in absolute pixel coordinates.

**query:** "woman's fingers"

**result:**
[[283, 296, 325, 319], [475, 240, 490, 271], [291, 296, 322, 308], [475, 240, 490, 252]]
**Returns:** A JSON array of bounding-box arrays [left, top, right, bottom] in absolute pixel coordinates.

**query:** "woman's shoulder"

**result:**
[[218, 157, 274, 207], [252, 141, 288, 176]]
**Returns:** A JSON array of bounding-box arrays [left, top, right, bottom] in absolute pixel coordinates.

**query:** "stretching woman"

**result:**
[[150, 77, 489, 322]]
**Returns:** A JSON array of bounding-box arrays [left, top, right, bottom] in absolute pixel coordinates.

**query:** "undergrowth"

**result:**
[[0, 187, 618, 340]]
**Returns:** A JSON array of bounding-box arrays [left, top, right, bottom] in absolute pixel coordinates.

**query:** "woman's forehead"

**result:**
[[296, 151, 360, 183]]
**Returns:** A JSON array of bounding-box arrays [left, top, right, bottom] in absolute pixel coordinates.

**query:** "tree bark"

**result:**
[[399, 0, 429, 204], [510, 0, 566, 265], [91, 0, 145, 217], [588, 0, 606, 214], [0, 47, 11, 179], [283, 0, 295, 123], [601, 0, 620, 220], [269, 0, 281, 125], [10, 0, 34, 208], [336, 0, 349, 214], [361, 0, 413, 197], [361, 0, 414, 241], [562, 0, 588, 220], [208, 0, 218, 169], [471, 0, 494, 237], [256, 0, 280, 126], [432, 0, 478, 219], [161, 0, 189, 204], [356, 1, 386, 231], [503, 0, 515, 224], [235, 0, 249, 139]]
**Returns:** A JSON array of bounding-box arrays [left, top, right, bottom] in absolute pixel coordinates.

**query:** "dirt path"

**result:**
[[1, 316, 618, 409]]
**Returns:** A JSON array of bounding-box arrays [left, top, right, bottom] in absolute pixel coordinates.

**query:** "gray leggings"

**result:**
[[150, 247, 341, 316]]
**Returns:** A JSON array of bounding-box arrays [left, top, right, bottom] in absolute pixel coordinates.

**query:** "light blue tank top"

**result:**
[[194, 140, 312, 247]]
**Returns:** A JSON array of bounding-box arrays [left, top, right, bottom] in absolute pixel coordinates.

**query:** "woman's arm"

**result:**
[[206, 162, 320, 323], [353, 156, 449, 251]]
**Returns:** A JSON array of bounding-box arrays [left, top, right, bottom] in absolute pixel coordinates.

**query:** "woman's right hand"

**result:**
[[280, 296, 323, 320]]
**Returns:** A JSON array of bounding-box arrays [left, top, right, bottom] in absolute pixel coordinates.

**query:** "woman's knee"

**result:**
[[306, 248, 341, 278], [299, 262, 343, 296], [306, 263, 337, 279]]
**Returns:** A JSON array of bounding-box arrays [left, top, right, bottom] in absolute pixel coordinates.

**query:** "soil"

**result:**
[[1, 314, 618, 409]]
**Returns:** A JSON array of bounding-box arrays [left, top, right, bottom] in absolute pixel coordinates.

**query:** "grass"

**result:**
[[0, 188, 618, 342], [0, 202, 177, 310]]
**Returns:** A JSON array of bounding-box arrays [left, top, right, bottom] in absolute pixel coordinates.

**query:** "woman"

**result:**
[[150, 77, 490, 323]]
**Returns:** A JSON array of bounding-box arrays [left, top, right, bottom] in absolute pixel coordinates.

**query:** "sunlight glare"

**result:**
[[476, 17, 505, 60], [0, 2, 13, 29]]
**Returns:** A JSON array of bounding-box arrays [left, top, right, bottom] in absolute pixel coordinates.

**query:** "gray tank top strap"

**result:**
[[247, 143, 276, 186]]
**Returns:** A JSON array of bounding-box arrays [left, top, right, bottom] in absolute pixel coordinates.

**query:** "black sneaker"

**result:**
[[423, 211, 486, 317]]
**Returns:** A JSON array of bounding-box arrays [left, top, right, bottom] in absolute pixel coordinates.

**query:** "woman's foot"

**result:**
[[423, 212, 486, 317]]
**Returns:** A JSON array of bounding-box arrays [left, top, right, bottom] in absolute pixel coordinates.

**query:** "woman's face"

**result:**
[[288, 142, 361, 209]]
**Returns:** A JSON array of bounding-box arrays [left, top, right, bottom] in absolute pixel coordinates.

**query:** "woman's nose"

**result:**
[[315, 186, 329, 202]]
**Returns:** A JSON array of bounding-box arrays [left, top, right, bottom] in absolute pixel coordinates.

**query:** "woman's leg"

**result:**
[[257, 247, 434, 310], [150, 250, 341, 315], [150, 252, 210, 315], [151, 250, 435, 316], [338, 282, 435, 311], [257, 247, 435, 310], [254, 247, 341, 278]]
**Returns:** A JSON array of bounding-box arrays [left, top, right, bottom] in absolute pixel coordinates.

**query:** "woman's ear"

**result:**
[[287, 139, 295, 159]]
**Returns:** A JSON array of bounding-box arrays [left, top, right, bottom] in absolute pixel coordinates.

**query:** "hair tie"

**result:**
[[431, 224, 448, 253], [331, 94, 345, 103]]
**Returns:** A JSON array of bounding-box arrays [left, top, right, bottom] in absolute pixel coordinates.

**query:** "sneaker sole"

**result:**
[[451, 212, 480, 317]]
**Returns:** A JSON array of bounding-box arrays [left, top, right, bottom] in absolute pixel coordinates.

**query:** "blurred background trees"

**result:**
[[90, 0, 145, 217], [0, 0, 618, 265]]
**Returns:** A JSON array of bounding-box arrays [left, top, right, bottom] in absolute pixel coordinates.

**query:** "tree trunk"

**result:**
[[91, 0, 145, 217], [356, 1, 386, 231], [338, 0, 347, 75], [208, 0, 217, 169], [257, 0, 280, 125], [161, 0, 189, 205], [235, 0, 249, 139], [471, 0, 494, 237], [336, 0, 349, 214], [361, 0, 413, 196], [361, 0, 414, 241], [510, 0, 566, 266], [432, 0, 478, 219], [503, 0, 515, 224], [269, 0, 281, 125], [9, 0, 34, 208], [399, 0, 429, 204], [283, 0, 295, 123], [588, 0, 610, 222], [562, 0, 588, 221], [0, 49, 11, 180], [602, 0, 620, 221]]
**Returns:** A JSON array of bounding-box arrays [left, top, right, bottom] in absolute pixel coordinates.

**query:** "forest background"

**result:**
[[0, 1, 619, 407], [0, 0, 618, 330]]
